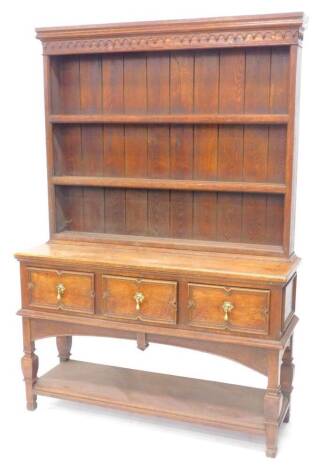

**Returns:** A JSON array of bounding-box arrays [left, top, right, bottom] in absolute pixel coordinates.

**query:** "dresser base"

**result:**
[[34, 359, 289, 455], [19, 310, 296, 458]]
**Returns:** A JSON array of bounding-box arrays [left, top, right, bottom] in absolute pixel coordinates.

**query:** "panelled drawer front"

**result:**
[[187, 283, 270, 335], [102, 275, 177, 325], [26, 268, 94, 314]]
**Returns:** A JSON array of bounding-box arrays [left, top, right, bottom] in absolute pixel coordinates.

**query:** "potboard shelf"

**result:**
[[34, 360, 289, 434]]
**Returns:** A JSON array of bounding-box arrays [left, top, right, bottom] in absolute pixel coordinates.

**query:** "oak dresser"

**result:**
[[16, 12, 305, 457]]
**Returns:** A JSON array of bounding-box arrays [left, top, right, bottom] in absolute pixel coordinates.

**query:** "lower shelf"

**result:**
[[35, 360, 288, 434]]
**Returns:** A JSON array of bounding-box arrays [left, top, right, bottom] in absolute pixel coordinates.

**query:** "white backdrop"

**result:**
[[1, 1, 319, 468]]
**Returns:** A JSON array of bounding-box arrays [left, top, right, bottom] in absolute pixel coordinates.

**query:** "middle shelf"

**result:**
[[51, 176, 286, 194], [49, 113, 289, 125]]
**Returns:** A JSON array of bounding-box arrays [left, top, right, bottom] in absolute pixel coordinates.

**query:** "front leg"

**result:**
[[281, 336, 294, 423], [264, 389, 281, 457], [56, 336, 72, 362], [21, 318, 38, 410], [264, 350, 282, 458]]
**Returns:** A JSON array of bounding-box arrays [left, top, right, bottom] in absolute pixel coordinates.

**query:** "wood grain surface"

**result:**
[[17, 13, 304, 458]]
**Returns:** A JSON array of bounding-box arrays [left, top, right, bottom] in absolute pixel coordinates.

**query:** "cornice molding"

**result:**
[[36, 13, 305, 55]]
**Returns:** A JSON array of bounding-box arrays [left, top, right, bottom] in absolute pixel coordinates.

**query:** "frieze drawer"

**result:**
[[101, 275, 177, 325], [26, 268, 95, 315], [187, 283, 270, 335]]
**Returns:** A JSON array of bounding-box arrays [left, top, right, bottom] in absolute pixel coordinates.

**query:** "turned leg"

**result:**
[[264, 350, 282, 458], [21, 318, 39, 411], [281, 336, 294, 423], [56, 336, 72, 362]]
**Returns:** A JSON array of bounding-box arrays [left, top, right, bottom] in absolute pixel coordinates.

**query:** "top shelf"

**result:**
[[49, 114, 289, 125]]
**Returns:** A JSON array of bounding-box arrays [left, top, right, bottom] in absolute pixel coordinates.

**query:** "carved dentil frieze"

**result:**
[[42, 28, 303, 54]]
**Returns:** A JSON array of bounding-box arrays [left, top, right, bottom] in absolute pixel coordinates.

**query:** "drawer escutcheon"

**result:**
[[133, 292, 145, 311], [56, 283, 66, 301], [222, 301, 234, 322]]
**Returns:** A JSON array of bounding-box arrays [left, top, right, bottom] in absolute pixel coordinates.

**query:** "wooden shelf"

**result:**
[[52, 176, 286, 194], [53, 231, 284, 256], [34, 360, 289, 434], [49, 113, 288, 125]]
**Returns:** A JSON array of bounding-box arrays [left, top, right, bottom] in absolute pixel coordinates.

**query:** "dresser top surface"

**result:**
[[15, 242, 299, 284]]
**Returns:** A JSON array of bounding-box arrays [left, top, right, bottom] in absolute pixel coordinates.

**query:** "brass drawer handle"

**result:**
[[134, 292, 144, 311], [56, 283, 66, 301], [222, 301, 234, 322]]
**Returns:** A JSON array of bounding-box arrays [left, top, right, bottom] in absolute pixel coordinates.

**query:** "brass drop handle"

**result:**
[[134, 292, 144, 311], [222, 301, 234, 322], [56, 283, 66, 301]]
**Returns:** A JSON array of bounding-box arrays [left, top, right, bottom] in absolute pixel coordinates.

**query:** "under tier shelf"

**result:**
[[51, 176, 286, 194], [49, 113, 288, 125], [34, 360, 289, 434]]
